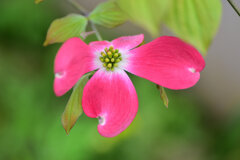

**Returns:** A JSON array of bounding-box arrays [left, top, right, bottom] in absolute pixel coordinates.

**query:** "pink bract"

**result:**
[[54, 34, 205, 137]]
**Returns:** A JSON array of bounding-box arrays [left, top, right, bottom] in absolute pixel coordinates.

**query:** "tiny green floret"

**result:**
[[107, 63, 112, 68], [116, 58, 121, 63], [101, 52, 106, 57], [107, 51, 112, 58], [113, 53, 119, 58], [105, 58, 110, 63], [100, 57, 104, 62], [99, 46, 122, 71]]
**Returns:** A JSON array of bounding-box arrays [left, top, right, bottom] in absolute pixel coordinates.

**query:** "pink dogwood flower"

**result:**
[[54, 34, 205, 137]]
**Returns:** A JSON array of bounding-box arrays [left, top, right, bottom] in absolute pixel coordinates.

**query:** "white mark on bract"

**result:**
[[98, 116, 106, 126], [189, 67, 196, 73], [55, 72, 65, 78]]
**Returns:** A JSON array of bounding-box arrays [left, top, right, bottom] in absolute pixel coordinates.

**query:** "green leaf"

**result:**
[[116, 0, 171, 36], [164, 0, 222, 55], [61, 72, 92, 135], [44, 14, 87, 46], [89, 1, 128, 28], [156, 85, 169, 108]]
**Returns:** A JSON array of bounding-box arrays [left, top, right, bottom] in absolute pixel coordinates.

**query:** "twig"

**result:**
[[227, 0, 240, 16]]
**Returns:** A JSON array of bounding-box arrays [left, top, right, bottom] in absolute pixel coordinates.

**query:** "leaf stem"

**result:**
[[68, 0, 88, 15], [67, 0, 103, 41], [227, 0, 240, 16], [90, 22, 103, 41]]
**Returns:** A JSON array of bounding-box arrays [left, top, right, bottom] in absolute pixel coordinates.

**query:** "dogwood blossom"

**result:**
[[54, 34, 205, 137]]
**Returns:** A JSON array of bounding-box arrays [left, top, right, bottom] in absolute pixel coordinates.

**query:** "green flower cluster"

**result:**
[[99, 46, 122, 71]]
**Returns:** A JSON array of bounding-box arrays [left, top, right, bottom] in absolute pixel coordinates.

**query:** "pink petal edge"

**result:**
[[82, 70, 138, 137], [89, 41, 111, 53], [125, 36, 205, 90], [112, 34, 144, 51], [54, 38, 97, 96]]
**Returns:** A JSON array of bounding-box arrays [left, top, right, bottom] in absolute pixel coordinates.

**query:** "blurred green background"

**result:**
[[0, 0, 240, 160]]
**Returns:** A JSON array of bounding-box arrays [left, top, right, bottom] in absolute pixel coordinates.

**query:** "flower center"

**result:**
[[99, 46, 122, 71]]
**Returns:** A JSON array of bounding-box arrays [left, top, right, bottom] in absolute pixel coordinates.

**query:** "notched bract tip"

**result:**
[[98, 116, 106, 125], [55, 72, 65, 78], [188, 67, 196, 73]]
